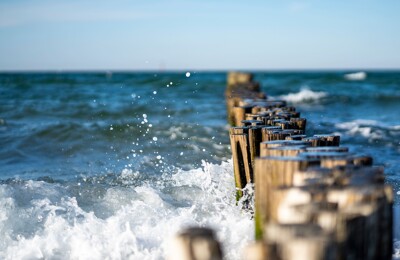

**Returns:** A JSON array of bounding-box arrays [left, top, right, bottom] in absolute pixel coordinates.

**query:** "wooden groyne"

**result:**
[[170, 72, 393, 260]]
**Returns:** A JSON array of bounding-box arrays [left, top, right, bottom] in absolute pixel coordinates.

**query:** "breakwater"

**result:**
[[171, 72, 394, 260]]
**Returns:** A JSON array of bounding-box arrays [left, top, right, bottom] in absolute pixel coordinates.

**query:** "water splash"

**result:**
[[0, 160, 254, 260], [278, 87, 327, 103]]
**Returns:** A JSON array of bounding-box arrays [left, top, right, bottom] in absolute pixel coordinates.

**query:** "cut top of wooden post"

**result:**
[[167, 227, 223, 260]]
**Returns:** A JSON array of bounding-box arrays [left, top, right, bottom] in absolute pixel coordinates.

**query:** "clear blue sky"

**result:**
[[0, 0, 399, 71]]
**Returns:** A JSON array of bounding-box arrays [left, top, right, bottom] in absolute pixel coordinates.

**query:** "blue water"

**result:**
[[0, 71, 399, 259]]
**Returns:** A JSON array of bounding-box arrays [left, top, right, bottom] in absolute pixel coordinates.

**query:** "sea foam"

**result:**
[[344, 71, 367, 81], [335, 119, 400, 141], [278, 87, 327, 103], [0, 160, 254, 260]]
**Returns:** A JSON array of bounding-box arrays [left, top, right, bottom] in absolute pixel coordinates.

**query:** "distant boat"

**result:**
[[344, 71, 367, 81]]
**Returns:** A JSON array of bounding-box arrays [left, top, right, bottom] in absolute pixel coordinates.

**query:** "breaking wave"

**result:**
[[344, 71, 367, 81], [278, 87, 327, 103], [335, 119, 400, 141], [0, 160, 254, 260]]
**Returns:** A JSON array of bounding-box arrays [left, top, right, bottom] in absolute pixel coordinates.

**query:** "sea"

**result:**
[[0, 71, 399, 259]]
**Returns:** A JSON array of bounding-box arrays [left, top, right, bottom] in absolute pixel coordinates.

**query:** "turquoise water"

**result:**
[[0, 71, 399, 258]]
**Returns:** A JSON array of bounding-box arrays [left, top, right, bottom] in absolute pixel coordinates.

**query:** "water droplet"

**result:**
[[156, 155, 162, 159], [153, 91, 157, 94], [143, 114, 147, 118], [153, 137, 158, 141], [185, 72, 191, 77], [180, 152, 184, 156]]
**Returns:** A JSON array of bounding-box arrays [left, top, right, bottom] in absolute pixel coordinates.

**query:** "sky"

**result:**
[[0, 0, 399, 71]]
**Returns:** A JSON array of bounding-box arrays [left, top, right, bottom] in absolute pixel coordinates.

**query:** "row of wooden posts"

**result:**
[[169, 72, 393, 260]]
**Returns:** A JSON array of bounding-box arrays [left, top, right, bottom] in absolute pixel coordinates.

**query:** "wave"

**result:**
[[277, 87, 327, 103], [344, 71, 367, 81], [0, 160, 253, 260], [335, 119, 400, 141]]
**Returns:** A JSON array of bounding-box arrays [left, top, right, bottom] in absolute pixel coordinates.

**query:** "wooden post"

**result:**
[[263, 145, 307, 157], [290, 118, 307, 131], [292, 167, 334, 187], [305, 146, 349, 153], [248, 126, 263, 169], [225, 71, 393, 259], [229, 128, 252, 199], [265, 223, 337, 260], [254, 156, 319, 239], [168, 227, 223, 260], [243, 242, 272, 260], [313, 134, 340, 146]]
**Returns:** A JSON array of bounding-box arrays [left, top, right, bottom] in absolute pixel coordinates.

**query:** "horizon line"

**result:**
[[1, 68, 400, 73]]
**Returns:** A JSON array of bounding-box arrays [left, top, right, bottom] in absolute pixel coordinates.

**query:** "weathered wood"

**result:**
[[302, 136, 323, 147], [225, 72, 393, 259], [227, 72, 253, 86], [286, 134, 307, 140], [305, 146, 349, 153], [320, 155, 373, 169], [290, 118, 307, 131], [292, 167, 334, 187], [313, 134, 341, 146], [254, 156, 319, 238], [267, 186, 317, 224], [248, 126, 263, 169], [332, 165, 384, 186], [260, 141, 307, 156], [261, 128, 291, 142], [265, 224, 337, 260], [381, 185, 394, 260], [243, 242, 272, 260], [246, 114, 261, 120], [233, 106, 247, 127], [260, 139, 311, 149], [229, 133, 252, 199], [230, 126, 248, 135], [241, 119, 264, 127], [263, 145, 307, 157], [168, 227, 223, 260]]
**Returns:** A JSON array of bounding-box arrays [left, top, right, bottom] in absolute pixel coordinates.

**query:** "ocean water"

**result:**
[[0, 71, 399, 259]]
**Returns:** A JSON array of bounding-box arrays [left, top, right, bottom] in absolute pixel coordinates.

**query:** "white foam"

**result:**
[[344, 71, 367, 81], [0, 160, 254, 260], [278, 87, 327, 103], [335, 119, 389, 139], [395, 206, 400, 259]]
